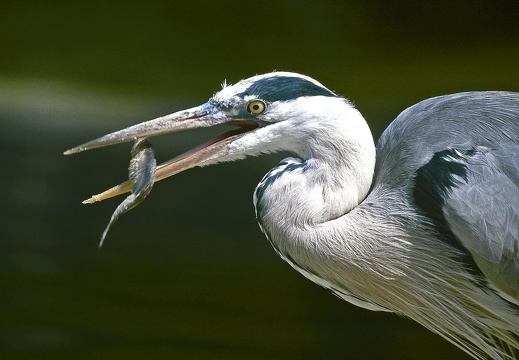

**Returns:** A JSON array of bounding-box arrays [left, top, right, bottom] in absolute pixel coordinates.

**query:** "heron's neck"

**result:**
[[255, 107, 376, 226]]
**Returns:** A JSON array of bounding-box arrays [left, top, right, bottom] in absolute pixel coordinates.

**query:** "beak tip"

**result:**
[[64, 147, 81, 155], [83, 194, 101, 204]]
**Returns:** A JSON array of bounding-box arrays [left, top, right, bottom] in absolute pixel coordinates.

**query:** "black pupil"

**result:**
[[253, 104, 260, 111]]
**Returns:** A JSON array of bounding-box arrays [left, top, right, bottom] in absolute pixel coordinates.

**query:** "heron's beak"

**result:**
[[64, 102, 260, 202]]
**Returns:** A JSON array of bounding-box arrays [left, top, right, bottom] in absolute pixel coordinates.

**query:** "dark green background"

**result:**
[[2, 1, 519, 359]]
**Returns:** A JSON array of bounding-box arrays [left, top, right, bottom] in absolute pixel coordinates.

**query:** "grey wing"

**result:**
[[442, 146, 519, 304]]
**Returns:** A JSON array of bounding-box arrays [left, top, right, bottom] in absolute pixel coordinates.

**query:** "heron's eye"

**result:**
[[247, 100, 266, 115]]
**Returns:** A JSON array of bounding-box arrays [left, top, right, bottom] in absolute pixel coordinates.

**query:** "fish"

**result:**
[[98, 138, 156, 247]]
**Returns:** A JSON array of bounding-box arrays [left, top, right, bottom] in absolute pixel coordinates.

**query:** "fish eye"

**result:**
[[247, 100, 266, 115]]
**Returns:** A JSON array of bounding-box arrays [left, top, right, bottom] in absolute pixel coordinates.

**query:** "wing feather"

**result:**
[[442, 147, 519, 303], [375, 92, 519, 304]]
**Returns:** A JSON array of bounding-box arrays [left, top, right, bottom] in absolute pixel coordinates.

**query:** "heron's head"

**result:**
[[65, 72, 367, 200]]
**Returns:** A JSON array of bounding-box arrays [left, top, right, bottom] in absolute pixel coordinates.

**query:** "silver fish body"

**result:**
[[99, 138, 156, 246]]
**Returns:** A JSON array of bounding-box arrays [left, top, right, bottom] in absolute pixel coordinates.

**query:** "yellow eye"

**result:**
[[247, 100, 266, 115]]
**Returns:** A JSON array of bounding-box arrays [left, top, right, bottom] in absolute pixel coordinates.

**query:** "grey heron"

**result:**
[[65, 72, 519, 359]]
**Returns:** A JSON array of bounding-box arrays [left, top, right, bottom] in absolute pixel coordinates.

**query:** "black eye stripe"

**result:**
[[238, 76, 336, 102]]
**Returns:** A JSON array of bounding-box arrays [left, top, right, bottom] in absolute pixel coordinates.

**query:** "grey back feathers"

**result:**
[[375, 92, 519, 303]]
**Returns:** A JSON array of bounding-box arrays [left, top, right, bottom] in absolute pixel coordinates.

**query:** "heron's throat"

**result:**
[[254, 99, 376, 228], [255, 139, 376, 229]]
